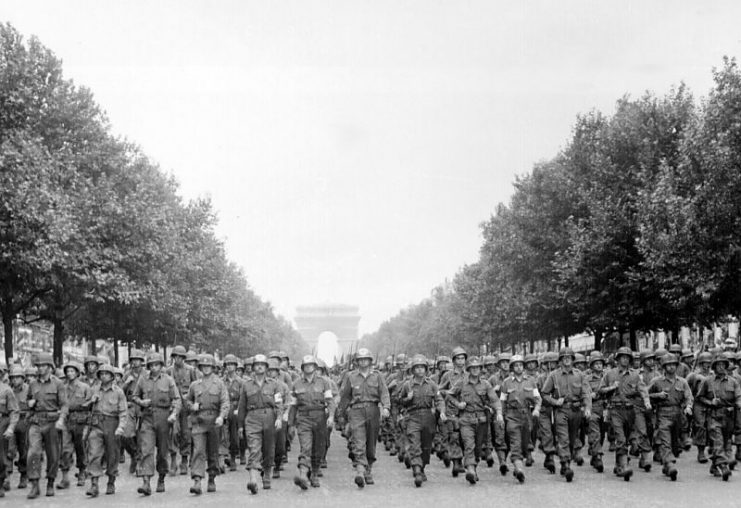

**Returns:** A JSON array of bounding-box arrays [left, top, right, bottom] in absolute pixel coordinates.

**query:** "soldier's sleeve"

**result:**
[[4, 387, 19, 432], [445, 379, 462, 405], [581, 373, 592, 412], [115, 388, 127, 433], [185, 382, 196, 413], [486, 381, 502, 417], [219, 380, 230, 420], [734, 380, 741, 409], [168, 377, 181, 417], [237, 383, 247, 425], [540, 372, 558, 406], [57, 379, 69, 421], [378, 373, 391, 411], [695, 379, 713, 406], [324, 378, 337, 417], [681, 379, 693, 412], [532, 379, 542, 413], [432, 381, 445, 414], [337, 374, 353, 415], [636, 374, 650, 406], [132, 377, 144, 406]]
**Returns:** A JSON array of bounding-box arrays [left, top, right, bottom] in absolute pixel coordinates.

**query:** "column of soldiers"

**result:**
[[0, 340, 740, 498]]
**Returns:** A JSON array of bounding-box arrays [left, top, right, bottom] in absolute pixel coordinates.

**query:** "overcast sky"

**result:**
[[4, 1, 741, 339]]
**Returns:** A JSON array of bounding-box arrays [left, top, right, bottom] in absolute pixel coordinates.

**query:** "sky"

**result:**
[[4, 1, 741, 344]]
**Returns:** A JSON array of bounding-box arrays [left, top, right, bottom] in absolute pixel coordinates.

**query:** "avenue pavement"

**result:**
[[5, 434, 738, 508]]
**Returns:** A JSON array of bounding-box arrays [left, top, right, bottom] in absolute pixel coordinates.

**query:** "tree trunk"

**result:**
[[2, 312, 14, 365], [113, 336, 119, 367], [52, 315, 64, 367], [155, 342, 159, 352], [529, 336, 535, 353], [629, 327, 638, 351], [90, 336, 97, 356], [163, 345, 168, 365], [563, 334, 569, 348], [546, 337, 552, 351], [593, 329, 603, 352], [127, 340, 132, 360]]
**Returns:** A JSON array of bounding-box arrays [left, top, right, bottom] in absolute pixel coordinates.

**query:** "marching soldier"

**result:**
[[540, 347, 592, 482], [167, 345, 199, 475], [447, 356, 503, 485], [696, 352, 741, 481], [499, 354, 541, 483], [185, 354, 230, 495], [338, 348, 390, 488], [222, 354, 244, 472], [599, 346, 651, 481], [121, 349, 146, 474], [0, 369, 19, 498], [487, 353, 511, 474], [537, 351, 559, 473], [26, 352, 68, 499], [267, 358, 289, 478], [132, 352, 181, 495], [586, 351, 607, 472], [83, 356, 101, 389], [438, 347, 467, 476], [7, 365, 29, 489], [237, 354, 283, 494], [59, 361, 92, 489], [288, 355, 336, 490], [687, 351, 712, 464], [85, 364, 127, 497], [647, 353, 693, 481]]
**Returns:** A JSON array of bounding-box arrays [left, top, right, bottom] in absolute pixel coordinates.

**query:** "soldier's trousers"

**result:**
[[553, 407, 583, 462], [587, 408, 605, 457], [27, 421, 60, 480], [504, 409, 531, 462], [60, 419, 86, 472], [692, 404, 708, 447], [227, 411, 241, 458], [191, 427, 220, 478], [707, 408, 735, 466], [8, 418, 28, 475], [405, 409, 435, 467], [244, 408, 276, 471], [274, 424, 287, 466], [176, 408, 192, 459], [347, 404, 380, 469], [87, 416, 120, 478], [459, 413, 487, 467], [296, 409, 327, 470], [442, 418, 463, 460], [610, 406, 649, 457], [538, 407, 556, 455], [138, 410, 170, 477], [0, 417, 9, 481], [655, 407, 683, 465]]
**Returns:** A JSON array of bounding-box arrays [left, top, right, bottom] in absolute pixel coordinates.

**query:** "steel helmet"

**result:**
[[543, 351, 559, 363], [696, 352, 712, 364], [640, 350, 655, 362], [301, 355, 318, 368], [498, 352, 512, 363], [146, 353, 164, 366], [35, 353, 55, 368], [632, 352, 641, 362], [278, 351, 289, 360], [615, 347, 633, 360], [395, 353, 407, 364], [185, 350, 199, 363], [356, 348, 373, 361], [588, 351, 604, 365], [198, 354, 216, 367], [0, 363, 6, 373], [681, 349, 693, 359], [466, 357, 482, 370], [316, 359, 328, 370], [113, 367, 124, 376], [171, 345, 188, 358], [574, 353, 586, 364], [236, 361, 244, 370], [524, 353, 538, 364], [660, 353, 679, 367], [84, 355, 100, 366], [63, 361, 83, 374], [410, 355, 428, 369], [244, 357, 254, 366], [129, 349, 146, 362], [711, 352, 733, 368], [436, 355, 450, 366], [8, 364, 25, 378], [668, 344, 682, 354], [97, 364, 115, 377], [252, 354, 269, 366], [654, 348, 669, 359], [451, 347, 468, 360], [268, 350, 281, 359], [25, 366, 39, 377], [558, 347, 575, 360], [223, 354, 239, 366], [510, 354, 525, 365], [483, 355, 496, 366]]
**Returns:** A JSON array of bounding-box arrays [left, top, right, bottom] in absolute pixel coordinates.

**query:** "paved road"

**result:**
[[4, 434, 738, 508]]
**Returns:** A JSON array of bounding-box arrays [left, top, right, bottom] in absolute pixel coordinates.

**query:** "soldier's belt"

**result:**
[[407, 406, 433, 412], [297, 407, 326, 413], [34, 411, 60, 420], [198, 409, 220, 415], [350, 401, 379, 408], [246, 405, 274, 411], [609, 402, 634, 409]]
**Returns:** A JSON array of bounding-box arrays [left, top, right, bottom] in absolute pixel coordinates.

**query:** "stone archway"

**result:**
[[294, 304, 360, 364]]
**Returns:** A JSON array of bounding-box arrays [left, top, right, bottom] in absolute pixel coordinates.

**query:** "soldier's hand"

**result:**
[[656, 391, 668, 400], [215, 416, 224, 427], [274, 418, 282, 430], [382, 408, 390, 419], [233, 410, 238, 416], [532, 409, 540, 419], [583, 408, 591, 419], [55, 419, 65, 431], [167, 414, 177, 424], [114, 428, 125, 437], [191, 402, 200, 412], [439, 412, 448, 422], [644, 401, 652, 411], [684, 406, 692, 416], [327, 417, 334, 429], [496, 413, 504, 424], [456, 401, 467, 410], [553, 398, 564, 407], [139, 399, 151, 408], [3, 428, 13, 439], [28, 399, 36, 409], [406, 391, 415, 401]]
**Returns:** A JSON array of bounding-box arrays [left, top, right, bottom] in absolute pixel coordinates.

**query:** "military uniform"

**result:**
[[687, 357, 712, 463], [7, 366, 29, 488], [500, 368, 541, 481], [60, 372, 93, 487], [223, 371, 244, 470], [438, 367, 466, 474], [0, 379, 19, 497], [585, 356, 607, 471], [167, 361, 199, 473]]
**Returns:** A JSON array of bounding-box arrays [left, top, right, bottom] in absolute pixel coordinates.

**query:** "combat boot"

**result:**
[[137, 476, 151, 496], [662, 462, 678, 481], [720, 464, 732, 481], [413, 465, 423, 487], [129, 457, 138, 475], [353, 465, 365, 488], [57, 470, 70, 489], [364, 464, 374, 485], [525, 451, 534, 467], [247, 468, 259, 494], [465, 465, 477, 484], [18, 474, 28, 489], [229, 455, 237, 472], [2, 479, 7, 491], [294, 465, 309, 490], [27, 479, 40, 499], [497, 450, 509, 475], [591, 454, 604, 473], [262, 467, 272, 489], [179, 457, 189, 475], [46, 478, 55, 496], [544, 453, 555, 474], [239, 451, 246, 465], [105, 476, 115, 495], [573, 449, 584, 466], [190, 476, 202, 495], [451, 459, 464, 477], [0, 487, 4, 498], [309, 468, 321, 488], [513, 459, 525, 484], [169, 453, 178, 476], [272, 466, 280, 479], [441, 450, 450, 468], [561, 461, 574, 482], [156, 474, 166, 493], [420, 466, 427, 482], [77, 468, 86, 487], [85, 476, 99, 497], [639, 452, 652, 472], [207, 474, 216, 492], [616, 454, 633, 481], [485, 452, 495, 467]]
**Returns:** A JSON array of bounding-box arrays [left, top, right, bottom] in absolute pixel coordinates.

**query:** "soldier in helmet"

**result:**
[[121, 349, 146, 474], [647, 353, 693, 481], [266, 358, 289, 479], [398, 355, 444, 487], [677, 350, 694, 379], [26, 353, 68, 499], [598, 347, 651, 481], [185, 354, 229, 495], [541, 347, 592, 482], [696, 352, 741, 481], [688, 351, 713, 464], [523, 353, 540, 465], [7, 365, 29, 489], [132, 352, 181, 495], [0, 365, 19, 498], [237, 354, 284, 494], [287, 355, 336, 490], [85, 364, 127, 497], [586, 352, 607, 472], [499, 354, 541, 483], [338, 348, 390, 488], [447, 356, 502, 484], [537, 351, 559, 474], [438, 347, 467, 475], [487, 353, 511, 474], [167, 345, 199, 475], [83, 356, 101, 389], [222, 354, 244, 472], [59, 360, 92, 489]]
